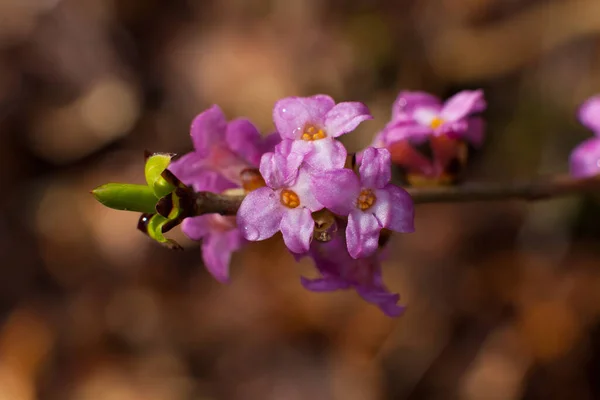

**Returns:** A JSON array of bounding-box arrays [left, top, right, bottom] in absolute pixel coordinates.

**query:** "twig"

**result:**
[[193, 191, 245, 216], [191, 175, 600, 216], [406, 174, 600, 204]]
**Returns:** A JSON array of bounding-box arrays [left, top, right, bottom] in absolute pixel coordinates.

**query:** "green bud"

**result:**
[[91, 183, 158, 213]]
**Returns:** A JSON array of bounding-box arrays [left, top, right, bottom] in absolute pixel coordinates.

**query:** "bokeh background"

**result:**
[[1, 0, 600, 399]]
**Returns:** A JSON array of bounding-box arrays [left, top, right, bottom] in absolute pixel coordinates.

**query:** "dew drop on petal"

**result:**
[[243, 225, 259, 241], [281, 107, 296, 120]]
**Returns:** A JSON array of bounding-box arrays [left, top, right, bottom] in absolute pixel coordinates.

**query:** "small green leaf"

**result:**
[[145, 153, 176, 198], [91, 183, 158, 213], [146, 213, 182, 250]]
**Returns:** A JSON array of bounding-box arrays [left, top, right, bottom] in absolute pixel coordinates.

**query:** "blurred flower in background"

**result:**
[[373, 90, 486, 186], [570, 96, 600, 178]]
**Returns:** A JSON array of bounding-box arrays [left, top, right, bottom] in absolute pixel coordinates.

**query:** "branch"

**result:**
[[407, 174, 600, 204], [193, 175, 600, 216], [193, 190, 245, 216]]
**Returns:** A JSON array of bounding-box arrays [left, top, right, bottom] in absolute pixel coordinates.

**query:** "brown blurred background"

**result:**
[[1, 0, 600, 399]]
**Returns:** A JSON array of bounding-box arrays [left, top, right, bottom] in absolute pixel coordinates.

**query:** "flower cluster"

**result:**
[[169, 95, 415, 315], [91, 87, 600, 318], [373, 90, 486, 186], [92, 84, 600, 316], [235, 95, 415, 315]]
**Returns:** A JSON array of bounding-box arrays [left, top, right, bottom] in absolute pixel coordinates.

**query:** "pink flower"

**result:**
[[379, 90, 486, 146], [273, 95, 372, 170], [570, 96, 600, 178], [373, 90, 486, 185], [236, 150, 324, 254], [300, 230, 404, 317], [179, 215, 244, 283], [170, 105, 279, 191], [169, 105, 278, 282], [311, 147, 414, 258]]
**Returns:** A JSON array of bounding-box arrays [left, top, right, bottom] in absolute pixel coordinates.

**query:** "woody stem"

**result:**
[[192, 175, 600, 216]]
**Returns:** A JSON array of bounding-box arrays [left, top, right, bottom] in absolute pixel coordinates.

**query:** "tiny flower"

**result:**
[[273, 95, 372, 170], [168, 105, 278, 282], [237, 151, 324, 254], [300, 229, 404, 317], [373, 90, 486, 185], [180, 215, 244, 283], [387, 89, 486, 145], [311, 147, 414, 258], [175, 169, 244, 282], [169, 104, 279, 190], [570, 96, 600, 178]]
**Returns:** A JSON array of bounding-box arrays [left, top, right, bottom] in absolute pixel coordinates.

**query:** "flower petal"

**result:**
[[346, 210, 381, 259], [201, 228, 245, 283], [578, 96, 600, 135], [190, 105, 227, 156], [180, 215, 213, 240], [225, 118, 264, 166], [359, 147, 391, 189], [310, 168, 360, 215], [437, 119, 469, 137], [300, 276, 351, 291], [570, 137, 600, 178], [380, 184, 415, 233], [290, 168, 324, 212], [259, 150, 299, 189], [356, 287, 404, 317], [280, 207, 314, 254], [303, 138, 347, 171], [413, 107, 441, 126], [371, 188, 391, 228], [169, 154, 237, 192], [440, 90, 486, 121], [167, 152, 199, 181], [259, 151, 284, 189], [392, 91, 442, 121], [261, 132, 282, 154], [236, 187, 284, 241], [276, 140, 306, 173], [273, 95, 335, 139], [444, 116, 485, 146], [324, 102, 373, 137], [377, 120, 434, 145]]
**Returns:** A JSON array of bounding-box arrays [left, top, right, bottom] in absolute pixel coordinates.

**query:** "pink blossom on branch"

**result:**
[[169, 105, 279, 190], [171, 95, 416, 315], [384, 89, 486, 145], [311, 147, 415, 258], [273, 95, 373, 171], [236, 149, 324, 254], [301, 228, 405, 317], [373, 90, 486, 185], [169, 105, 279, 282]]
